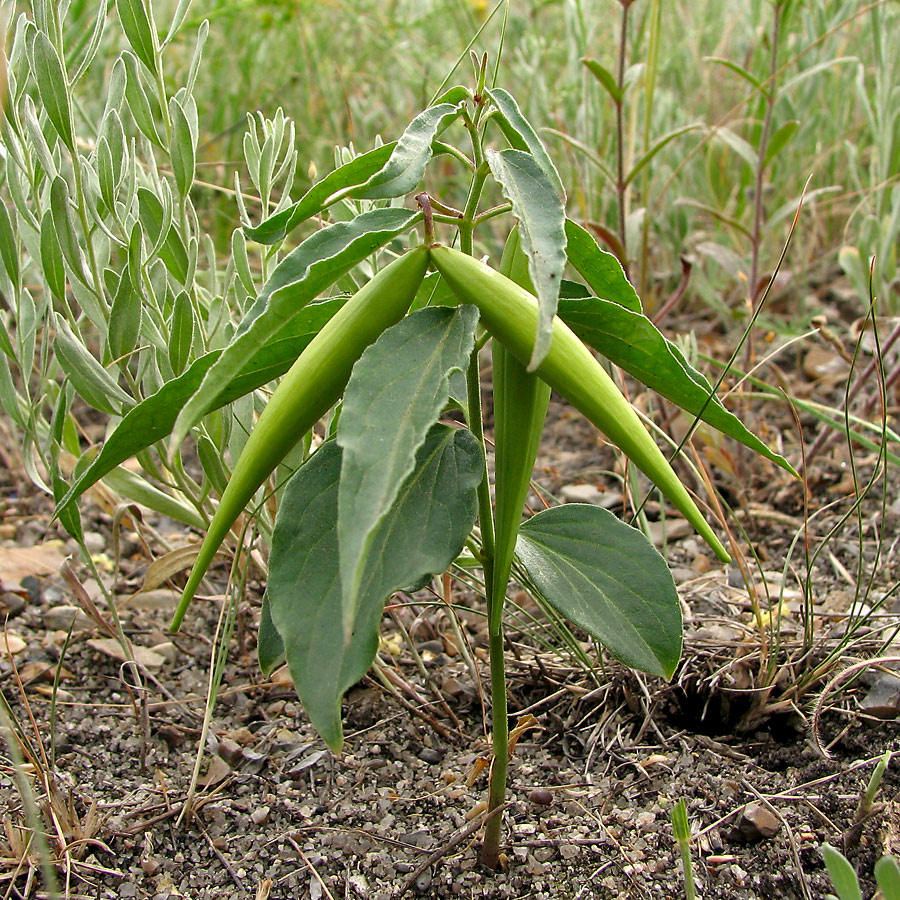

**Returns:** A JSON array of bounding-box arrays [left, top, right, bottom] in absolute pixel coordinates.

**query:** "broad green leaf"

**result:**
[[54, 296, 346, 517], [564, 219, 641, 312], [516, 504, 682, 678], [116, 0, 158, 75], [822, 846, 861, 900], [107, 267, 142, 363], [486, 87, 564, 196], [170, 206, 418, 452], [556, 292, 795, 473], [244, 143, 396, 245], [269, 427, 482, 750], [169, 290, 195, 375], [53, 313, 132, 415], [763, 120, 799, 169], [337, 305, 478, 638], [29, 31, 74, 151], [169, 96, 196, 198], [581, 58, 623, 104], [258, 592, 285, 676], [353, 103, 459, 199], [486, 148, 566, 371]]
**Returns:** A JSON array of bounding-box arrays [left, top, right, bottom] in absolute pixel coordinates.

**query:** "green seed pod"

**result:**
[[429, 244, 730, 564], [171, 247, 430, 630]]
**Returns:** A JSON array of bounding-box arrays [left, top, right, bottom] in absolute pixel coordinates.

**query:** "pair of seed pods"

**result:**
[[170, 244, 729, 631]]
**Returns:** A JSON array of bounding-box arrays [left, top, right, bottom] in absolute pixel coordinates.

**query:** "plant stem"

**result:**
[[614, 0, 631, 275]]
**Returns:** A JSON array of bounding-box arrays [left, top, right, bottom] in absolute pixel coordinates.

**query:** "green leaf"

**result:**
[[875, 856, 900, 900], [53, 313, 132, 415], [486, 148, 566, 371], [169, 96, 196, 198], [122, 51, 163, 148], [337, 305, 478, 638], [53, 474, 83, 543], [0, 202, 20, 287], [763, 120, 799, 169], [168, 290, 195, 376], [54, 296, 346, 517], [353, 103, 459, 199], [116, 0, 158, 75], [710, 126, 757, 170], [49, 177, 85, 281], [564, 219, 641, 312], [556, 293, 795, 473], [258, 592, 285, 676], [244, 143, 396, 245], [486, 87, 564, 196], [704, 57, 764, 94], [581, 58, 623, 104], [29, 31, 74, 151], [625, 124, 704, 187], [516, 504, 682, 678], [269, 427, 482, 750], [137, 188, 189, 282], [40, 210, 66, 301], [822, 845, 862, 900], [107, 267, 142, 363], [172, 209, 418, 453]]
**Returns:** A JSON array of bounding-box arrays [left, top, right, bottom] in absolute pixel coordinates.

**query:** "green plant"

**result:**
[[823, 845, 900, 900], [671, 797, 697, 900], [6, 0, 799, 874]]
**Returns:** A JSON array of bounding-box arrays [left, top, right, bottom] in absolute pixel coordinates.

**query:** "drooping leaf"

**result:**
[[170, 207, 418, 453], [564, 219, 641, 312], [486, 148, 566, 371], [337, 305, 478, 638], [352, 103, 459, 199], [269, 427, 481, 750], [244, 143, 395, 245], [486, 87, 564, 196], [54, 297, 346, 517], [53, 313, 132, 415], [556, 292, 795, 473], [516, 504, 682, 678]]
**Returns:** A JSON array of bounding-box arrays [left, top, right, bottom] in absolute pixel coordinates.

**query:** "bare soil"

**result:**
[[2, 353, 899, 899]]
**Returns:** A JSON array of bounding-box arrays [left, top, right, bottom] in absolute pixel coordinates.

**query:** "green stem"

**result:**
[[481, 630, 508, 869]]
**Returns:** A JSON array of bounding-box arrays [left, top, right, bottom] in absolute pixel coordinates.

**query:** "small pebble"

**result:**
[[418, 747, 443, 764], [251, 806, 271, 825], [527, 788, 553, 806]]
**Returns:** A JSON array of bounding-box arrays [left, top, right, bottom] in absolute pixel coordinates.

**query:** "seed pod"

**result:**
[[490, 229, 551, 633], [429, 244, 730, 563], [171, 247, 430, 629]]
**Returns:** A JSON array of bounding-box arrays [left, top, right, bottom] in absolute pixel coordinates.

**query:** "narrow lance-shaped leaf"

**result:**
[[169, 290, 195, 375], [170, 206, 419, 454], [564, 219, 641, 312], [107, 267, 142, 364], [486, 148, 567, 371], [169, 96, 196, 198], [352, 103, 460, 199], [29, 31, 74, 151], [556, 292, 796, 474], [116, 0, 158, 75], [517, 504, 682, 678], [244, 143, 395, 245], [54, 296, 346, 518], [490, 228, 550, 633], [53, 313, 133, 415], [268, 427, 482, 750], [337, 304, 478, 640], [581, 58, 623, 104]]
